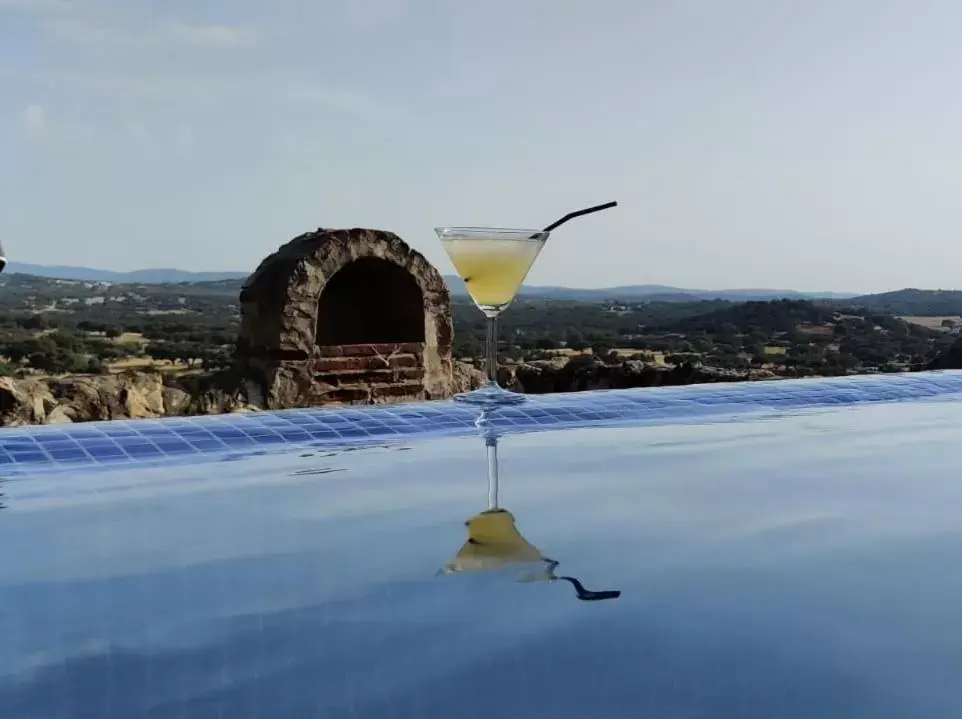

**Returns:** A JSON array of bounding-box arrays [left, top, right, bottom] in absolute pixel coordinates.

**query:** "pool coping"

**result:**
[[2, 370, 961, 478]]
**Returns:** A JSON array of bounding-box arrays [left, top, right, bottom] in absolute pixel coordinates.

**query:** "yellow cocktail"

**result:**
[[441, 236, 545, 314], [440, 505, 622, 601]]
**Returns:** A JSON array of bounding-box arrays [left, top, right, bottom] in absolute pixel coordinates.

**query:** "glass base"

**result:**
[[453, 381, 526, 407]]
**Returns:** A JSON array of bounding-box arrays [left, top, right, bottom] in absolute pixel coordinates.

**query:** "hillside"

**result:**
[[445, 274, 855, 302], [4, 262, 248, 284], [848, 289, 962, 316], [0, 272, 243, 299], [4, 261, 853, 302], [0, 274, 243, 337], [4, 270, 962, 318], [665, 299, 841, 334]]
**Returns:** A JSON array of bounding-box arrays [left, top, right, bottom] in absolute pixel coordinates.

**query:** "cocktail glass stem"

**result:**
[[485, 313, 500, 387], [486, 434, 499, 510]]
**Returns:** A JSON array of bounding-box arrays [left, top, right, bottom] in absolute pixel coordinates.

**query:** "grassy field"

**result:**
[[900, 316, 962, 330], [105, 357, 190, 373], [547, 348, 668, 364], [66, 330, 188, 374], [115, 331, 148, 345]]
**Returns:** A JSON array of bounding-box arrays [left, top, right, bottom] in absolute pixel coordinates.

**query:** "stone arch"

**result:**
[[236, 227, 453, 408], [316, 257, 426, 346]]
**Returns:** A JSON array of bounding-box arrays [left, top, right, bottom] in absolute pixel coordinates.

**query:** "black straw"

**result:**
[[557, 575, 622, 602], [539, 200, 618, 235]]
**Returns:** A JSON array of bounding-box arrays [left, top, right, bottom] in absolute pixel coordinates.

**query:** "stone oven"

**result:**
[[235, 227, 454, 408]]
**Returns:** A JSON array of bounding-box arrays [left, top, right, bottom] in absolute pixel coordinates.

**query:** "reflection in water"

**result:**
[[441, 407, 621, 602], [7, 401, 962, 716]]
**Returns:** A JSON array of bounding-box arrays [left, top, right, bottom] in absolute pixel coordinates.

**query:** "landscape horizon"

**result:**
[[3, 253, 962, 427], [1, 259, 924, 302]]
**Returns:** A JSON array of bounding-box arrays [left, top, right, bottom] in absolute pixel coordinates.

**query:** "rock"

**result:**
[[48, 373, 167, 422], [242, 379, 265, 411], [0, 376, 55, 426], [0, 370, 246, 427], [170, 369, 249, 415], [118, 371, 166, 419], [48, 376, 112, 422], [162, 385, 193, 415], [45, 405, 74, 424], [927, 338, 962, 370], [512, 359, 742, 394], [453, 361, 486, 393]]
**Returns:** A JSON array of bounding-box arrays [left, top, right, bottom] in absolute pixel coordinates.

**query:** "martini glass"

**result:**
[[437, 227, 548, 406], [437, 201, 618, 406]]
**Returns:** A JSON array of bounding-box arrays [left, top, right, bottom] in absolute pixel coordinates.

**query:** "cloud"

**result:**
[[165, 22, 262, 48], [3, 66, 400, 125], [0, 0, 73, 12], [47, 18, 263, 50], [337, 0, 410, 27], [125, 121, 203, 157], [126, 121, 152, 148], [0, 0, 264, 51], [19, 109, 197, 155], [19, 103, 97, 146], [282, 80, 401, 123], [174, 123, 196, 151], [1, 2, 403, 129], [22, 104, 46, 141]]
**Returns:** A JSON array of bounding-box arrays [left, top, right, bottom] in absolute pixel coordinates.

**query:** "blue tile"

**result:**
[[122, 444, 165, 458], [208, 429, 249, 440], [32, 433, 75, 445], [136, 426, 179, 436], [220, 435, 258, 448], [2, 438, 42, 452], [86, 445, 126, 460], [48, 448, 90, 461], [9, 452, 50, 464], [248, 434, 286, 445], [276, 430, 312, 442], [151, 439, 195, 453]]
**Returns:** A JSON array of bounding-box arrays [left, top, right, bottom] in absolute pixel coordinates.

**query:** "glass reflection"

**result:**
[[441, 407, 621, 602]]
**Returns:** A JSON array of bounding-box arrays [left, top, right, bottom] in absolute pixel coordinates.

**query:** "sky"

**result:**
[[2, 0, 961, 293]]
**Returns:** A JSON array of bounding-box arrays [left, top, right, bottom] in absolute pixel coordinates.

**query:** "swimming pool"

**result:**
[[3, 372, 962, 717]]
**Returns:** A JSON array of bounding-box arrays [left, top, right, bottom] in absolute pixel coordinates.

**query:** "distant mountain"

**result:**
[[0, 272, 246, 298], [0, 261, 857, 301], [848, 288, 962, 316], [4, 262, 248, 284], [443, 275, 855, 302]]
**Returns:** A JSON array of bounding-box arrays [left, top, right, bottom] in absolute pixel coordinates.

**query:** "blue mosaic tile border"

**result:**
[[2, 370, 961, 478]]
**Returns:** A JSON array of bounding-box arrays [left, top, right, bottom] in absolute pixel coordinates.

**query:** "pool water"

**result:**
[[3, 389, 962, 717]]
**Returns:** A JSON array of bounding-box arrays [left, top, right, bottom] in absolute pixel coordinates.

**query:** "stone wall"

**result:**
[[235, 227, 454, 409], [313, 342, 427, 404]]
